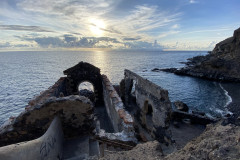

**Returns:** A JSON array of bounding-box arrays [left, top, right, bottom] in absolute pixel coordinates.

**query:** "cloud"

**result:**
[[0, 25, 53, 32], [63, 34, 77, 43], [182, 28, 233, 35], [0, 42, 30, 48], [0, 1, 183, 50], [158, 30, 180, 39], [123, 37, 141, 41], [17, 0, 116, 17], [189, 0, 198, 4], [171, 24, 180, 29], [208, 41, 217, 48], [15, 34, 164, 50], [123, 5, 181, 33], [18, 34, 121, 48], [123, 41, 163, 50], [0, 42, 11, 48]]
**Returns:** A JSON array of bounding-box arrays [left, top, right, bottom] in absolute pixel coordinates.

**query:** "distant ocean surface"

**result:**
[[0, 50, 236, 125]]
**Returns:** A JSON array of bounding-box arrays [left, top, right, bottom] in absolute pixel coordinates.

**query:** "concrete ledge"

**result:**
[[0, 116, 64, 160]]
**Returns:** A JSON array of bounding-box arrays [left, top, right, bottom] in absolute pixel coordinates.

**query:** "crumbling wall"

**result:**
[[0, 95, 94, 147], [102, 75, 134, 135], [123, 70, 172, 141], [27, 77, 67, 108], [63, 62, 103, 104]]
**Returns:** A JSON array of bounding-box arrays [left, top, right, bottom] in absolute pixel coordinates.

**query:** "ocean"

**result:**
[[0, 50, 236, 125]]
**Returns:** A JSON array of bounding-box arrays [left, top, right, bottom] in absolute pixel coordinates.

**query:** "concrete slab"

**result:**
[[0, 116, 64, 160]]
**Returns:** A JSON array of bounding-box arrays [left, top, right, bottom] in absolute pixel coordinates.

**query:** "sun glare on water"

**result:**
[[89, 19, 106, 36]]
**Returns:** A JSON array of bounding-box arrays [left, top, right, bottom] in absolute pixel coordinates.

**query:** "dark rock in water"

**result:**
[[171, 110, 216, 125], [174, 101, 189, 112], [161, 27, 240, 82], [192, 110, 205, 116], [160, 68, 178, 73], [151, 68, 161, 72], [224, 113, 232, 118]]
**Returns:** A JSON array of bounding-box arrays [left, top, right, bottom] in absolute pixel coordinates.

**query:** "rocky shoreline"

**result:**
[[221, 83, 240, 121], [160, 27, 240, 83], [106, 28, 240, 159]]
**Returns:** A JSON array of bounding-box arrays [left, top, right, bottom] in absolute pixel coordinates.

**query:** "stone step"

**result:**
[[63, 136, 89, 160]]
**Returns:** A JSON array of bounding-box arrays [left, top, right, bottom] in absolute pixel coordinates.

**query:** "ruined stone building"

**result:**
[[0, 62, 215, 160]]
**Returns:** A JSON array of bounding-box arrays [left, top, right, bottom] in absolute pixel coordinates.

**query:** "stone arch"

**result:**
[[63, 62, 103, 104]]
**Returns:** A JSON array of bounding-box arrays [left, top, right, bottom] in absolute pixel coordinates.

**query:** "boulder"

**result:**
[[79, 89, 96, 102], [174, 101, 189, 112]]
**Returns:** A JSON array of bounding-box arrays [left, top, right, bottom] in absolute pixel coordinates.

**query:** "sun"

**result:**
[[89, 19, 106, 36]]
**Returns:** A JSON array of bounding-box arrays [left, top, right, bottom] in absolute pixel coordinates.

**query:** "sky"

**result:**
[[0, 0, 239, 51]]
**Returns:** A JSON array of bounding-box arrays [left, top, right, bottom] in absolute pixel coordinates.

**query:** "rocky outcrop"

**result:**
[[165, 122, 240, 160], [100, 121, 240, 160], [173, 101, 189, 112], [162, 27, 240, 82], [100, 140, 164, 160]]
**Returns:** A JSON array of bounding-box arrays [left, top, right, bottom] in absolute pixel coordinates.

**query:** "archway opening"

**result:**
[[130, 79, 137, 105], [143, 100, 153, 130], [78, 81, 96, 103]]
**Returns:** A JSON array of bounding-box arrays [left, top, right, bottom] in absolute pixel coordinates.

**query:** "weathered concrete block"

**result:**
[[0, 116, 64, 160]]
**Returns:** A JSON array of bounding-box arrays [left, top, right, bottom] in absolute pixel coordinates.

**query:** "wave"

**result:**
[[219, 83, 232, 108]]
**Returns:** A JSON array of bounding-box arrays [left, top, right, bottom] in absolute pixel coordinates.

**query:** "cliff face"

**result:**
[[167, 27, 240, 82]]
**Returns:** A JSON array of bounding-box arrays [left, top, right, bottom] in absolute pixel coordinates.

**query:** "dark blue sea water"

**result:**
[[0, 51, 234, 125]]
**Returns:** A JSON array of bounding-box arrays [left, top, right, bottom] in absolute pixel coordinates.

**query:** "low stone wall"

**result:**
[[0, 96, 94, 147], [0, 116, 64, 160], [102, 75, 134, 135]]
